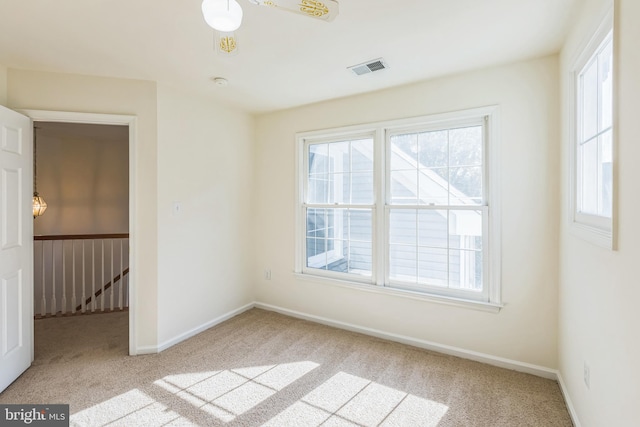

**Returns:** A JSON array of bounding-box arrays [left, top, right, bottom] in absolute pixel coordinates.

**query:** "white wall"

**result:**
[[254, 56, 561, 368], [156, 84, 254, 346], [559, 0, 640, 425], [0, 64, 6, 105], [7, 69, 159, 350], [34, 125, 129, 235], [7, 69, 256, 353]]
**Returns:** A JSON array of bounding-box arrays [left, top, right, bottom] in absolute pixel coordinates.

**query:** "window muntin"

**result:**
[[577, 32, 613, 222], [298, 109, 498, 304]]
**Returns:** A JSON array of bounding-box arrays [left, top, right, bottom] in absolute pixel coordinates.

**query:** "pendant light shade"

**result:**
[[33, 192, 47, 218], [32, 125, 47, 218], [202, 0, 243, 32]]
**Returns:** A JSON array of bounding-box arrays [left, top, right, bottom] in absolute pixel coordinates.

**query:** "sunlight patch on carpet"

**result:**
[[70, 389, 181, 426], [153, 361, 319, 423], [264, 372, 449, 427]]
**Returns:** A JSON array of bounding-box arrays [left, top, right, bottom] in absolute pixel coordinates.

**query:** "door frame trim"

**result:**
[[20, 110, 138, 355]]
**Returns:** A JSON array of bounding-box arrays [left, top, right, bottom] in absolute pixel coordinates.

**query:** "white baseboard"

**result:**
[[254, 301, 558, 380], [556, 372, 581, 427], [157, 302, 255, 352], [134, 345, 158, 355], [135, 300, 563, 382], [134, 302, 256, 354]]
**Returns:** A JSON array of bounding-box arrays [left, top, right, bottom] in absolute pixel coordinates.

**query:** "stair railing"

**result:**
[[33, 234, 129, 318]]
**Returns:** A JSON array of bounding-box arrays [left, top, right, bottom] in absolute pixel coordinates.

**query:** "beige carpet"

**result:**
[[0, 308, 572, 426]]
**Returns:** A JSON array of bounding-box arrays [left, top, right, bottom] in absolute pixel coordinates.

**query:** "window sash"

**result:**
[[385, 205, 489, 302], [302, 205, 375, 280], [575, 31, 613, 222]]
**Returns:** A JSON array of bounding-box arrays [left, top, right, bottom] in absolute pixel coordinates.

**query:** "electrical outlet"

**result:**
[[583, 362, 590, 389], [264, 269, 271, 280]]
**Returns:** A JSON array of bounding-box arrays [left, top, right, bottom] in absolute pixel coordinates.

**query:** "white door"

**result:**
[[0, 106, 33, 392]]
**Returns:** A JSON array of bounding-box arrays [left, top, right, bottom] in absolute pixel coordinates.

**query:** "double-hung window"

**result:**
[[572, 14, 614, 247], [297, 107, 500, 308]]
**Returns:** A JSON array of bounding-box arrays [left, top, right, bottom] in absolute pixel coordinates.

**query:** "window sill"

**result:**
[[293, 272, 503, 313], [569, 220, 613, 250]]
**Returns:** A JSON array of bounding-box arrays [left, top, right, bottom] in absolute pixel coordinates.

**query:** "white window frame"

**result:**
[[569, 9, 615, 249], [295, 106, 502, 311]]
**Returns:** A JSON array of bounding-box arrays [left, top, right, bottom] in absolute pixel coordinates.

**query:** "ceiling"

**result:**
[[0, 0, 581, 113]]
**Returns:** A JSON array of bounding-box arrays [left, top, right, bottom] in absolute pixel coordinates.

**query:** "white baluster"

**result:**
[[91, 240, 96, 313], [61, 241, 67, 315], [80, 239, 87, 313], [125, 271, 129, 308], [40, 241, 46, 317], [82, 240, 85, 313], [110, 239, 114, 311], [51, 241, 57, 316], [126, 238, 130, 309], [101, 239, 105, 312], [70, 241, 76, 314], [119, 239, 124, 310], [123, 274, 128, 309]]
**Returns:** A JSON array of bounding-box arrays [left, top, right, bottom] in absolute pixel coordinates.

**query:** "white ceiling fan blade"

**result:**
[[249, 0, 339, 22]]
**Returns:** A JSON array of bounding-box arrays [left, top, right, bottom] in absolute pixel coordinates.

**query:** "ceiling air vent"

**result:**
[[348, 58, 388, 76]]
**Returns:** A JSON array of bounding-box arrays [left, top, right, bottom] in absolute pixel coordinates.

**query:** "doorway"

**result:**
[[24, 110, 138, 356], [32, 121, 130, 355]]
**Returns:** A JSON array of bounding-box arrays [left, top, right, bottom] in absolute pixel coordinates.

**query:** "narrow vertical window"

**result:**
[[577, 32, 613, 220]]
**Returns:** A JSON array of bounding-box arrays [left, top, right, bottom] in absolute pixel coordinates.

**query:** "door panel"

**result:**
[[2, 271, 23, 356], [2, 168, 22, 248], [0, 106, 32, 392]]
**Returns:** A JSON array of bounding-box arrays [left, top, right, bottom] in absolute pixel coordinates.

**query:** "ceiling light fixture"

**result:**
[[200, 0, 338, 56], [212, 77, 229, 86], [32, 126, 47, 218], [202, 0, 243, 32], [215, 32, 239, 56]]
